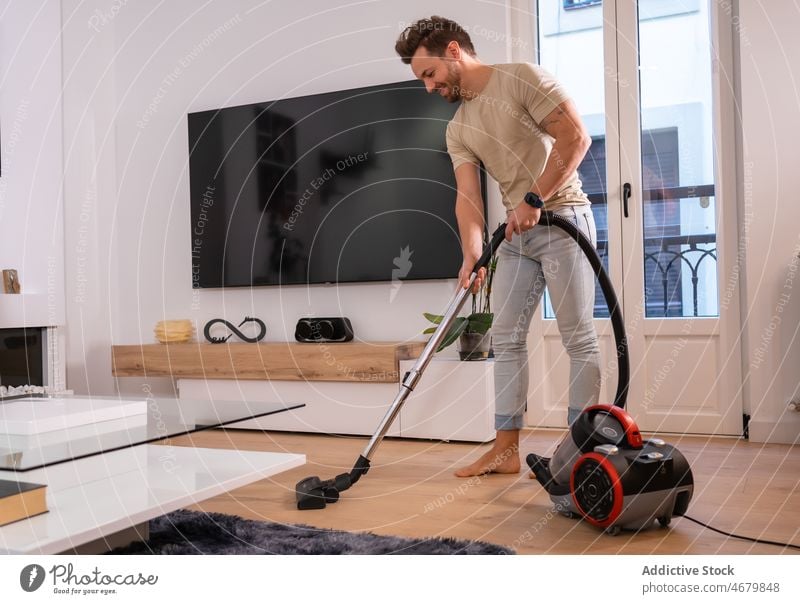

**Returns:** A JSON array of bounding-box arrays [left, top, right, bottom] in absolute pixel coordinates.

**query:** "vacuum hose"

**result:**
[[537, 211, 629, 409]]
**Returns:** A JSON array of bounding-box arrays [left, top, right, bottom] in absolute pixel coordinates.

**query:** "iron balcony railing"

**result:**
[[585, 185, 717, 318]]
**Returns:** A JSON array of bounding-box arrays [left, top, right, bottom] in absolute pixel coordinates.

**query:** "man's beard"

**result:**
[[437, 64, 462, 103]]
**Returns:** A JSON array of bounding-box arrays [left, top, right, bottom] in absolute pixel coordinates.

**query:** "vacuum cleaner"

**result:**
[[524, 213, 694, 534], [296, 211, 694, 536]]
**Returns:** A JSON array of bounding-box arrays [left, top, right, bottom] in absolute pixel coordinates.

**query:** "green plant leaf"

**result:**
[[422, 327, 437, 334], [467, 312, 493, 334], [433, 317, 468, 352], [423, 312, 445, 324]]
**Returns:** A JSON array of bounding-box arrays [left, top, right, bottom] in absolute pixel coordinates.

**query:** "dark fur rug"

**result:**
[[109, 509, 514, 555]]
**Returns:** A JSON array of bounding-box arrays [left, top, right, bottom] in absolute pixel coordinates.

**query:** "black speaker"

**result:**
[[295, 317, 354, 343]]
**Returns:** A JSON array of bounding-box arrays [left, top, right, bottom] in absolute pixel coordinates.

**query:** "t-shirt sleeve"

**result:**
[[446, 120, 479, 170], [515, 63, 572, 126]]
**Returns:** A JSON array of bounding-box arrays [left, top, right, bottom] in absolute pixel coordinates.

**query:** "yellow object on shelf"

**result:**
[[154, 319, 194, 344]]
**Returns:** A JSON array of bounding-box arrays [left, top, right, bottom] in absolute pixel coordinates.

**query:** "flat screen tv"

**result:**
[[187, 80, 484, 288]]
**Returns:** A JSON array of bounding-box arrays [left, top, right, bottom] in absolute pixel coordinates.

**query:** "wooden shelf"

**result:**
[[111, 341, 426, 383]]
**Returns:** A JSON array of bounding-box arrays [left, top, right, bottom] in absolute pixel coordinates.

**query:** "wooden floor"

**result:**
[[170, 428, 800, 554]]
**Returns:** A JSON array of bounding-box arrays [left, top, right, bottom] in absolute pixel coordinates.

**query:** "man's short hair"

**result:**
[[395, 16, 476, 64]]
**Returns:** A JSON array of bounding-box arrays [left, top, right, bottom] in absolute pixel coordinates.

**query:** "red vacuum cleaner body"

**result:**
[[528, 405, 694, 534]]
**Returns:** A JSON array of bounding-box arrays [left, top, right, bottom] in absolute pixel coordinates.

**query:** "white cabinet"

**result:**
[[177, 358, 495, 442], [399, 359, 494, 442], [177, 378, 402, 437]]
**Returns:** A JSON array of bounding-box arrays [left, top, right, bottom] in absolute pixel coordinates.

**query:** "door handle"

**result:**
[[622, 182, 631, 218]]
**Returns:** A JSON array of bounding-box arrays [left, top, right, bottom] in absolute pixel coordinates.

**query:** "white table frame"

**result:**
[[0, 444, 305, 554]]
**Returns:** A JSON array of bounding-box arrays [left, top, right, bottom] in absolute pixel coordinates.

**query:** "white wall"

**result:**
[[737, 1, 800, 443], [3, 0, 797, 442], [60, 0, 510, 396], [61, 0, 120, 394], [0, 0, 64, 328]]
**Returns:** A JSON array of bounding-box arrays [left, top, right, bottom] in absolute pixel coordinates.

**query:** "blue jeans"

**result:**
[[492, 205, 601, 430]]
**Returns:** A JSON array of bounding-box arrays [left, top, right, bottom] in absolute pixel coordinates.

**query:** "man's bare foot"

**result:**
[[454, 429, 522, 477], [454, 445, 521, 477]]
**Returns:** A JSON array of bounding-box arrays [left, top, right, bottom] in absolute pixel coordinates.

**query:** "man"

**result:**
[[395, 16, 601, 477]]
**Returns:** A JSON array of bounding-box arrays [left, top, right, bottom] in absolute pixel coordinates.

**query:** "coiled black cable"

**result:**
[[538, 211, 629, 409], [680, 515, 800, 551]]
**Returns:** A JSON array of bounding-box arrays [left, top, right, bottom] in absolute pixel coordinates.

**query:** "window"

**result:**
[[576, 129, 683, 317], [563, 0, 602, 10]]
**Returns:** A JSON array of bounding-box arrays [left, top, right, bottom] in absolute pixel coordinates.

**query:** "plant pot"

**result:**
[[458, 330, 491, 361]]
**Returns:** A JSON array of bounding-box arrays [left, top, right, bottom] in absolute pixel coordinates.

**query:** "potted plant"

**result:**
[[423, 252, 498, 360]]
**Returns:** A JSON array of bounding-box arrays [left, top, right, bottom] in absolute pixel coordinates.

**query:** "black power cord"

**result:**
[[681, 515, 800, 551]]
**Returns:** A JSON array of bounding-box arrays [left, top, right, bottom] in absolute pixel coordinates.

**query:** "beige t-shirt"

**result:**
[[446, 63, 589, 212]]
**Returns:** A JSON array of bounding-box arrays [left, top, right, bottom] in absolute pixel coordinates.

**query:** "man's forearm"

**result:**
[[455, 193, 485, 260], [531, 136, 590, 201]]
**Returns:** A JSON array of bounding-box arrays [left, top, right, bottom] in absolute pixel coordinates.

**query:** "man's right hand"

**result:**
[[459, 257, 486, 293]]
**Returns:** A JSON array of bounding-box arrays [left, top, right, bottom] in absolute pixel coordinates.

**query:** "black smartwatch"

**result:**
[[524, 191, 544, 209]]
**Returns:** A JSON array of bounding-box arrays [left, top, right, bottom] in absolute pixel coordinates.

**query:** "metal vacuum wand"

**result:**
[[295, 223, 508, 510], [295, 211, 631, 511]]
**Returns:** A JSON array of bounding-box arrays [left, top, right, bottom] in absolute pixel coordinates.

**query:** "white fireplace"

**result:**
[[0, 326, 66, 396], [0, 286, 67, 396]]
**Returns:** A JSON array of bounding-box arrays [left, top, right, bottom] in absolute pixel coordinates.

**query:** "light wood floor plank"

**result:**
[[167, 428, 800, 554]]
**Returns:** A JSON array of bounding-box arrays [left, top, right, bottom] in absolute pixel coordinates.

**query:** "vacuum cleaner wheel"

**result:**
[[571, 453, 623, 528]]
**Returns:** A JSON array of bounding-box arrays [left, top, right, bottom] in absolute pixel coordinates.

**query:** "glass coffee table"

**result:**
[[0, 395, 306, 553]]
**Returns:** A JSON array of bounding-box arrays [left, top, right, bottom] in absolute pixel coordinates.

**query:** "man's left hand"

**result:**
[[505, 204, 541, 241]]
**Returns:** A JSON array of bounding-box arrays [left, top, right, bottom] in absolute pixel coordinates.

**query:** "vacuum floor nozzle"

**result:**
[[295, 476, 338, 510], [295, 473, 353, 510]]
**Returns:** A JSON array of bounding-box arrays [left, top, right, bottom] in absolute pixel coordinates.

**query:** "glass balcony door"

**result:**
[[526, 0, 742, 434]]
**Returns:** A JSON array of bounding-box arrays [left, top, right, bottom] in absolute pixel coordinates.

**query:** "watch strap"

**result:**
[[524, 191, 544, 209]]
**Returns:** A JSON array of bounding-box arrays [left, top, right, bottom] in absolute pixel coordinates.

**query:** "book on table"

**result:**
[[0, 479, 48, 526]]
